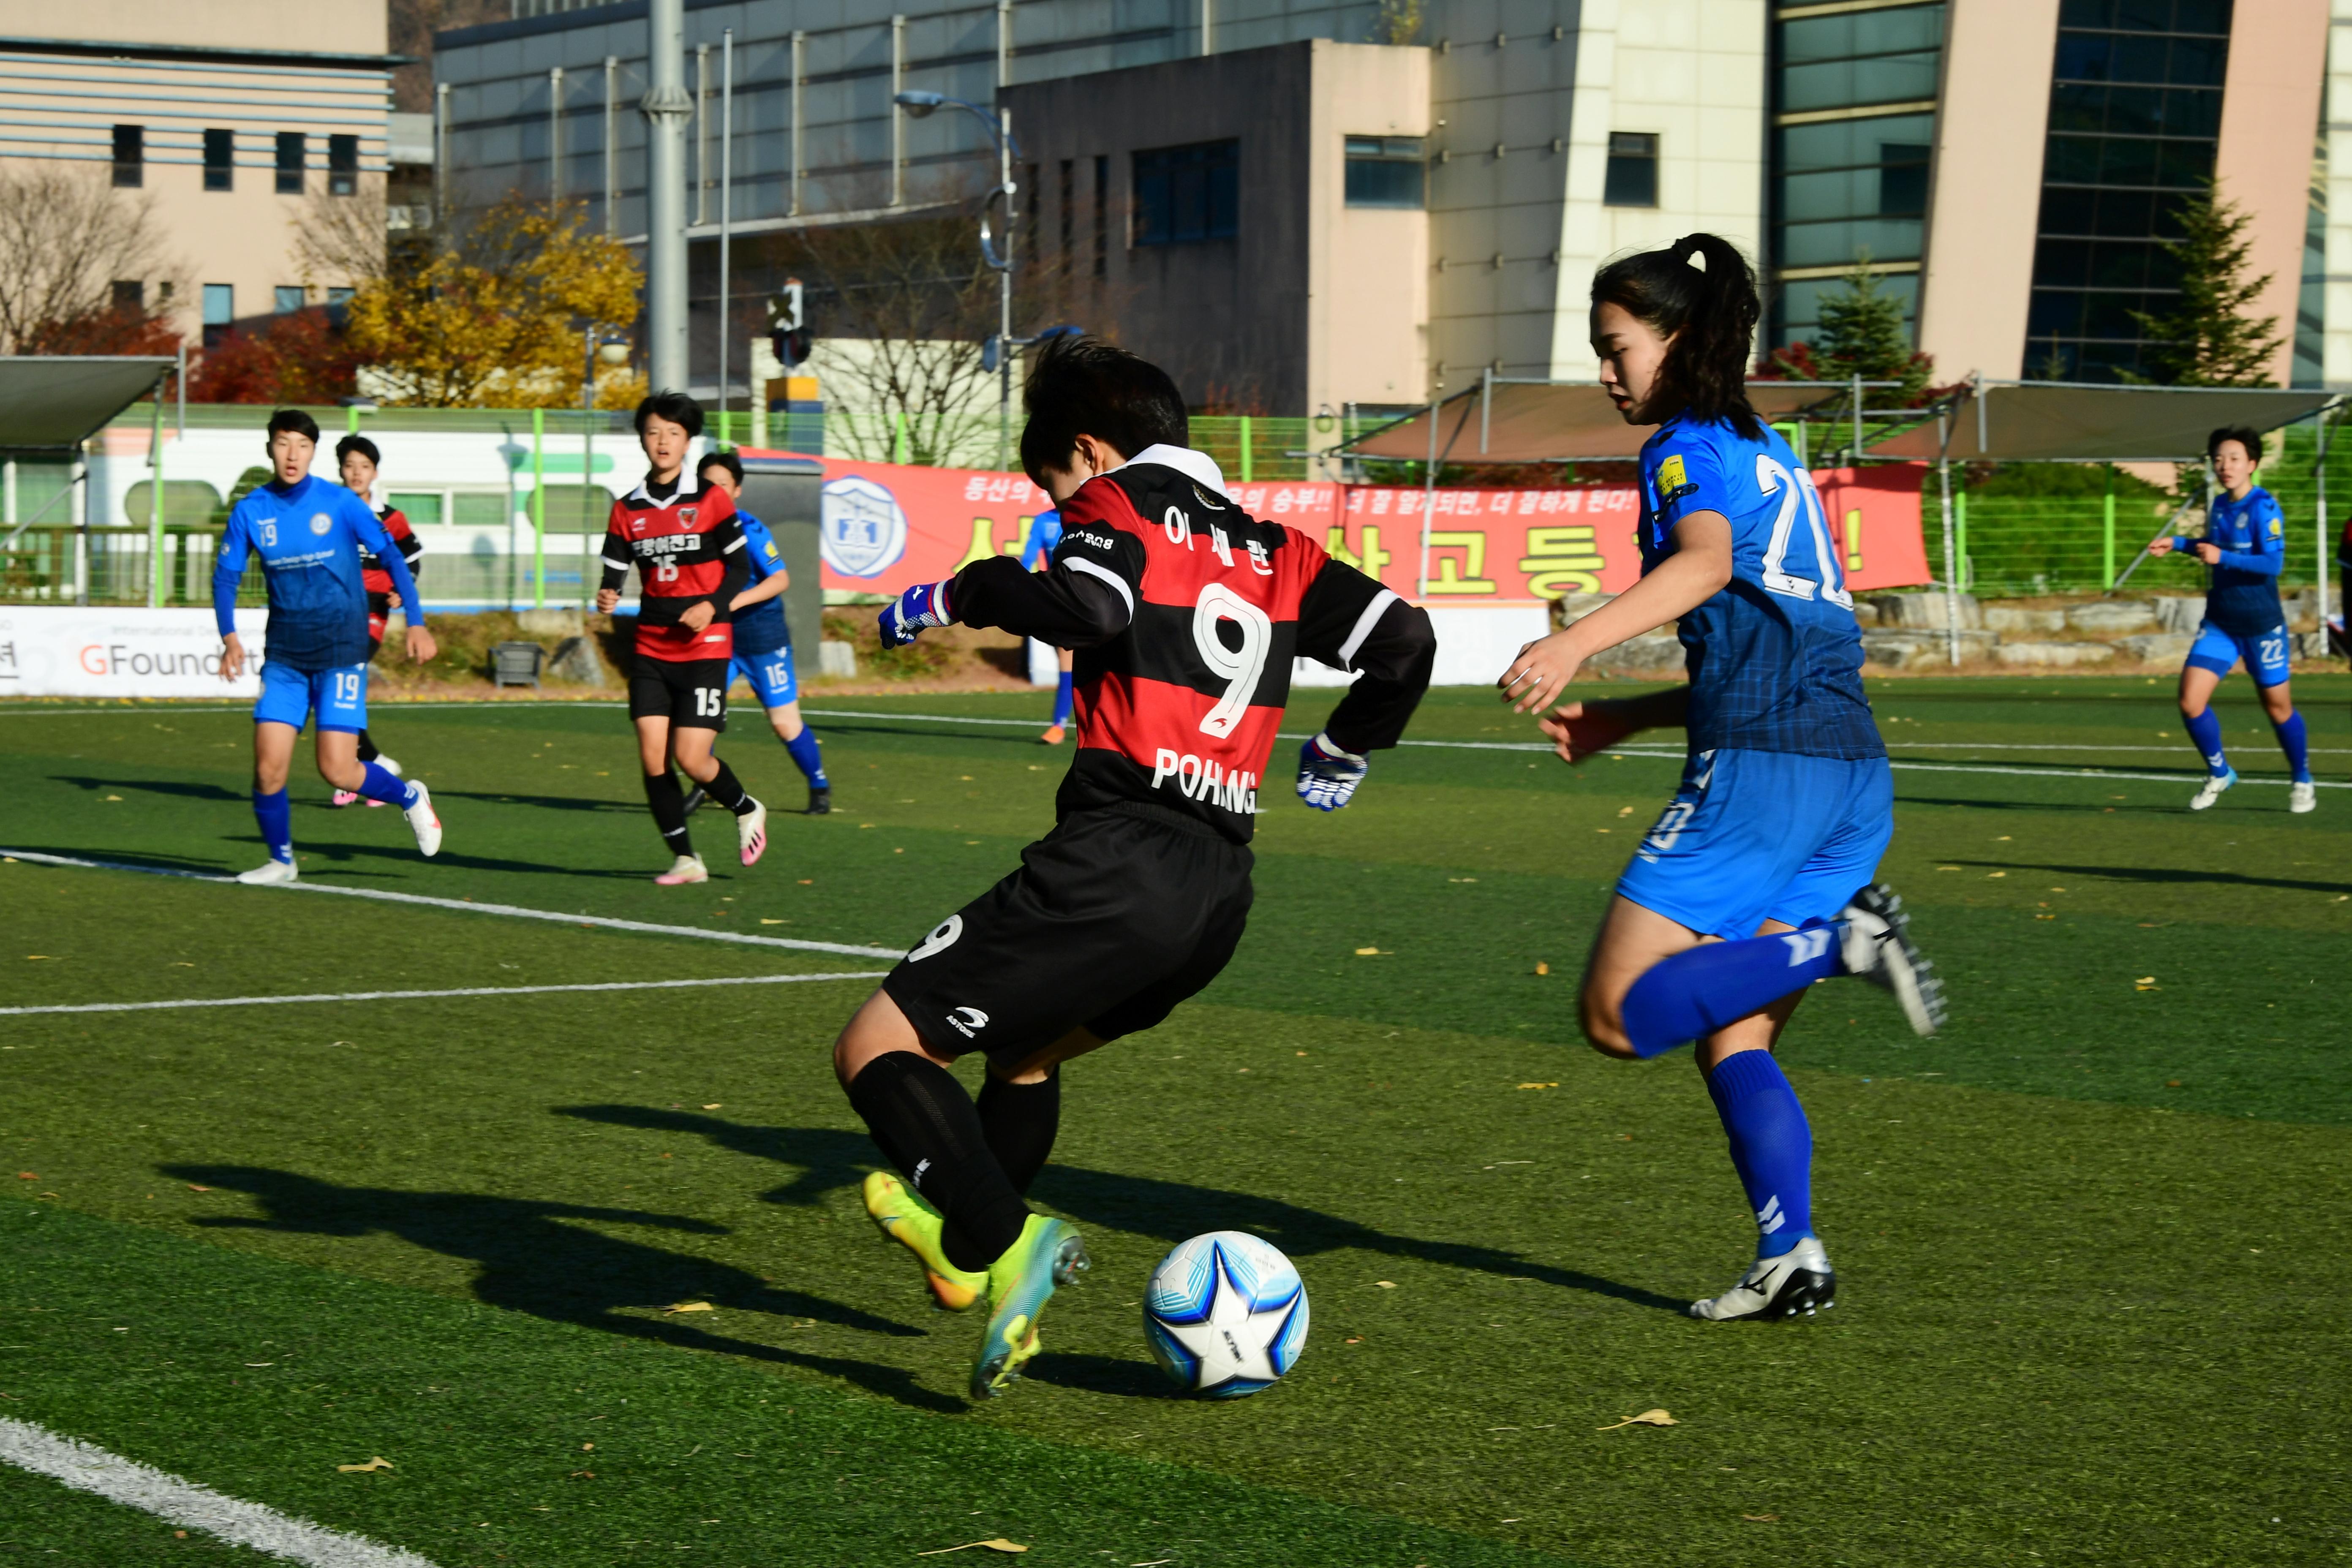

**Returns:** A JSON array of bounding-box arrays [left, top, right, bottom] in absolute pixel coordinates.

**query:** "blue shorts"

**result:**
[[253, 659, 367, 734], [2185, 618, 2291, 688], [730, 646, 798, 709], [1616, 749, 1894, 941]]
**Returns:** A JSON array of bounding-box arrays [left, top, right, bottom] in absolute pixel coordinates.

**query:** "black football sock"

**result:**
[[977, 1069, 1060, 1195], [642, 771, 694, 856], [701, 757, 757, 816], [355, 728, 379, 764], [847, 1050, 1030, 1272]]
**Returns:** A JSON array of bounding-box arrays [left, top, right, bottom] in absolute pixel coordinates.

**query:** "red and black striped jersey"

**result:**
[[357, 507, 422, 599], [599, 472, 749, 663], [947, 445, 1435, 842]]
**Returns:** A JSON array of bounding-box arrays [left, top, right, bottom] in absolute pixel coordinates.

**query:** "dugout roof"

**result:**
[[1863, 380, 2341, 463], [1339, 381, 1878, 465], [0, 356, 176, 456]]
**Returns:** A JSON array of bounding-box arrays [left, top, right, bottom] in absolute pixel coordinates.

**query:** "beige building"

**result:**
[[0, 0, 400, 346]]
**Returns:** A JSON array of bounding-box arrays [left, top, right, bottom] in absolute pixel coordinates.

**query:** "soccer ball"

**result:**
[[1142, 1231, 1309, 1398]]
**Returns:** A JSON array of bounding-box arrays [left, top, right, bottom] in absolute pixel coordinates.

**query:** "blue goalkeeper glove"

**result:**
[[1296, 732, 1369, 811], [877, 579, 953, 649]]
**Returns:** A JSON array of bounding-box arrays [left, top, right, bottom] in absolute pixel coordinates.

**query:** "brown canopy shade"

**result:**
[[0, 356, 176, 455], [1863, 380, 2339, 463]]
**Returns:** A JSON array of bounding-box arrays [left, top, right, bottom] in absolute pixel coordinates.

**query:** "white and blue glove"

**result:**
[[1296, 732, 1369, 811], [877, 579, 953, 648]]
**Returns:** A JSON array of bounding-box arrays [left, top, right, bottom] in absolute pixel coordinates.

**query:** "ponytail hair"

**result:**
[[1591, 233, 1761, 440]]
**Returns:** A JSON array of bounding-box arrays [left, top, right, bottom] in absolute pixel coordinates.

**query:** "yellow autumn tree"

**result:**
[[343, 196, 645, 408]]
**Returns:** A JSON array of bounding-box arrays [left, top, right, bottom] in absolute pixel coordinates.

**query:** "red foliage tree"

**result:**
[[189, 308, 360, 405]]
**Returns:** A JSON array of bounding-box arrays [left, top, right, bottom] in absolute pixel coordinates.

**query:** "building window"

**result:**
[[1132, 140, 1239, 246], [112, 280, 143, 312], [1878, 142, 1931, 216], [111, 125, 142, 188], [2025, 0, 2232, 381], [276, 132, 305, 195], [1603, 133, 1659, 207], [202, 283, 234, 348], [1344, 136, 1426, 208], [1093, 155, 1108, 279], [275, 286, 306, 313], [329, 134, 359, 196], [203, 129, 233, 191]]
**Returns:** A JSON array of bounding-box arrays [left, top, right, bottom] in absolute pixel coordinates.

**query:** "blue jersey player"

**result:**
[[1500, 234, 1944, 1323], [213, 409, 444, 883], [686, 449, 831, 814], [1021, 506, 1076, 743], [2146, 427, 2314, 814]]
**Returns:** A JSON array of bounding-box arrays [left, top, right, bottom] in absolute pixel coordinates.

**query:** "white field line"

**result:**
[[0, 971, 886, 1018], [0, 849, 908, 958], [0, 1417, 441, 1568], [800, 708, 2346, 787]]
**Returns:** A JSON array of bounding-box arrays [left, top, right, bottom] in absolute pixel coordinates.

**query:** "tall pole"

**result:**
[[718, 27, 733, 447], [583, 329, 596, 612], [532, 405, 547, 611], [2314, 407, 2335, 633], [435, 82, 449, 228], [694, 44, 709, 227], [603, 56, 618, 235], [890, 16, 907, 208], [147, 373, 163, 608], [998, 106, 1013, 471], [548, 66, 564, 201], [790, 33, 805, 216], [642, 0, 692, 393]]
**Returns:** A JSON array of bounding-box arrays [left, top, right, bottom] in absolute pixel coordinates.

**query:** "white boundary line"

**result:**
[[800, 708, 2345, 788], [0, 1417, 441, 1568], [0, 971, 887, 1018], [0, 849, 909, 958]]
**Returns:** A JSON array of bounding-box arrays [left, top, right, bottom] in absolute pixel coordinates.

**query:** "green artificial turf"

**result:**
[[1, 681, 2349, 1565]]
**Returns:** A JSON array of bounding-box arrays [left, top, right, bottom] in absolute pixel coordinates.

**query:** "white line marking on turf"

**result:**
[[0, 972, 887, 1017], [0, 849, 909, 958], [800, 709, 2343, 786], [0, 1417, 442, 1568]]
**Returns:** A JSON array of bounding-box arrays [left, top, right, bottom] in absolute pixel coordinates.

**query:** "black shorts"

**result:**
[[883, 804, 1254, 1070], [628, 657, 729, 730]]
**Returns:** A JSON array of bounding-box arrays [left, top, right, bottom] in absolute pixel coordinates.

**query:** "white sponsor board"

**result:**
[[0, 607, 267, 698]]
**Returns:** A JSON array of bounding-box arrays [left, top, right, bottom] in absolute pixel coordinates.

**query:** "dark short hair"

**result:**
[[635, 390, 704, 439], [1018, 334, 1187, 486], [1590, 233, 1763, 441], [2208, 425, 2263, 465], [335, 434, 380, 468], [698, 448, 743, 486], [266, 408, 321, 444]]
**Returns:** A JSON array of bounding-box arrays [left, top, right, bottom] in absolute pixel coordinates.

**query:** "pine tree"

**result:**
[[1764, 257, 1933, 404], [2129, 185, 2283, 387]]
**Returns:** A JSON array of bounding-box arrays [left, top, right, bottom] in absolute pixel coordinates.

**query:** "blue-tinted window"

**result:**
[[274, 286, 305, 314], [2025, 0, 2230, 379], [1345, 136, 1424, 208], [111, 124, 141, 188], [329, 134, 359, 197], [275, 132, 304, 196], [1603, 132, 1658, 207], [1132, 140, 1238, 246]]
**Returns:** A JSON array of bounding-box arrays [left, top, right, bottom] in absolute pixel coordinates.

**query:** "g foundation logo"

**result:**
[[79, 643, 228, 678]]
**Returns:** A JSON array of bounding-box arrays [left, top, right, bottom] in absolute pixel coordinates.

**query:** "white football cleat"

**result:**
[[737, 798, 768, 866], [655, 853, 708, 886], [377, 755, 403, 776], [402, 780, 442, 857], [2189, 767, 2236, 811], [2289, 780, 2317, 814], [1838, 883, 1945, 1036], [1690, 1236, 1836, 1322], [235, 858, 299, 885]]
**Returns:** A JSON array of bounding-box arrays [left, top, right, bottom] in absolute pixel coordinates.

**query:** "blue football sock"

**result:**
[[783, 727, 828, 787], [355, 760, 419, 809], [2272, 710, 2311, 781], [2184, 707, 2229, 776], [1619, 927, 1844, 1059], [1052, 670, 1074, 728], [252, 787, 293, 864], [1704, 1049, 1813, 1259]]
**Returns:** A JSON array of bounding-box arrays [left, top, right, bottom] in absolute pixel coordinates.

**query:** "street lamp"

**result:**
[[895, 89, 1021, 470]]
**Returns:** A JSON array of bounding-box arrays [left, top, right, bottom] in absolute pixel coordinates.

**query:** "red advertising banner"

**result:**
[[768, 452, 1931, 601]]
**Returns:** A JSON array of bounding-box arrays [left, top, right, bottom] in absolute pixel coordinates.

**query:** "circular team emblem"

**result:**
[[819, 476, 909, 579], [309, 512, 333, 536]]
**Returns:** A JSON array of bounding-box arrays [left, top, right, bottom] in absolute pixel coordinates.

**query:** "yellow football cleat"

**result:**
[[861, 1171, 986, 1311]]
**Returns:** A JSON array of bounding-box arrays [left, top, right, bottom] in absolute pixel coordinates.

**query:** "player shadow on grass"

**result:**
[[288, 838, 657, 881], [558, 1106, 1690, 1323], [160, 1162, 967, 1415], [53, 775, 248, 803], [428, 789, 648, 816], [1947, 858, 2352, 896]]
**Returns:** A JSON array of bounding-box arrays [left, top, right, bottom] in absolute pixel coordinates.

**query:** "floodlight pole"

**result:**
[[147, 370, 164, 607], [717, 27, 734, 446], [641, 0, 692, 393], [1936, 400, 1959, 668], [2314, 402, 2336, 634], [893, 91, 1020, 468]]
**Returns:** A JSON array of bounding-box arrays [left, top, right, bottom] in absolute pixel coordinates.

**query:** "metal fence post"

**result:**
[[2102, 466, 2116, 587], [532, 406, 546, 610]]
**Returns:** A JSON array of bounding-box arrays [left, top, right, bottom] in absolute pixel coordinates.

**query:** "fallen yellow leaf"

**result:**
[[1375, 1280, 1396, 1288], [700, 1103, 722, 1110], [2134, 976, 2156, 985], [1534, 961, 1549, 975], [1595, 1409, 1677, 1431], [1742, 1513, 1780, 1522], [664, 1301, 715, 1313], [337, 1456, 394, 1473], [1516, 1082, 1559, 1090], [760, 918, 785, 924], [915, 1541, 1028, 1557], [1354, 946, 1380, 955], [1984, 871, 2006, 879]]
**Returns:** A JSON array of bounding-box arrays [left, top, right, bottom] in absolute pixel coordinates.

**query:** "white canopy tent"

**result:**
[[0, 356, 179, 607]]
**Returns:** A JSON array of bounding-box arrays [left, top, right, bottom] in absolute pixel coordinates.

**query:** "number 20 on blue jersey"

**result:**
[[1754, 457, 1851, 611]]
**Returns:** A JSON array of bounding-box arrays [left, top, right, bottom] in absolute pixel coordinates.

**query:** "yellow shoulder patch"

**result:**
[[1657, 452, 1688, 492], [2268, 517, 2282, 536], [764, 540, 781, 558]]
